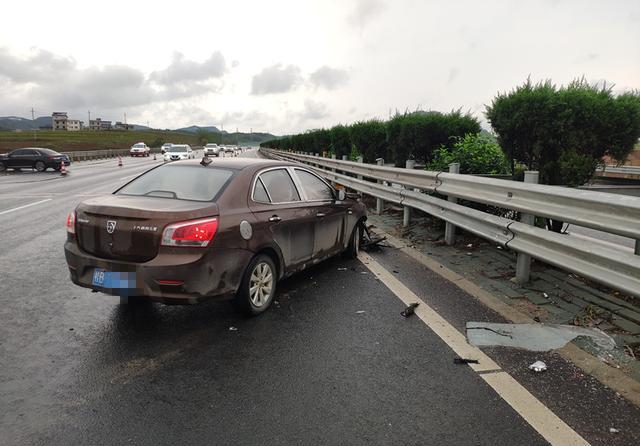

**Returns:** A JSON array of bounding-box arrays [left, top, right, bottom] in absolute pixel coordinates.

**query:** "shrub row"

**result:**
[[261, 110, 481, 166]]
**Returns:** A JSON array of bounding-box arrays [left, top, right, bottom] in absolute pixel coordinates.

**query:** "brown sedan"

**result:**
[[64, 157, 367, 315]]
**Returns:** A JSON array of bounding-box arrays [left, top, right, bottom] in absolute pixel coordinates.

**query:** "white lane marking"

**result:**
[[119, 175, 138, 180], [358, 251, 590, 446], [0, 194, 58, 198], [0, 198, 53, 216]]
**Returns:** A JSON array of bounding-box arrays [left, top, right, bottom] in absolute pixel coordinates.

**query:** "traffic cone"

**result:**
[[118, 156, 123, 167], [60, 160, 67, 176]]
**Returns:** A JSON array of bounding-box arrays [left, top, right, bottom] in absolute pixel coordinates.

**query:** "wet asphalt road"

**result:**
[[1, 149, 639, 445]]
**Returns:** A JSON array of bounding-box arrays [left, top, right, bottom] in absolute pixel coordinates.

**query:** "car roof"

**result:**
[[179, 157, 297, 171]]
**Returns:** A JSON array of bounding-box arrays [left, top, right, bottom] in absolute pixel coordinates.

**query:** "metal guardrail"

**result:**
[[597, 165, 640, 175], [261, 148, 640, 297], [62, 146, 204, 161]]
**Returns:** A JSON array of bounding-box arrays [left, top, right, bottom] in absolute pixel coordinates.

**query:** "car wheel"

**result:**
[[0, 162, 6, 172], [343, 220, 364, 259], [233, 254, 277, 316], [34, 160, 46, 172]]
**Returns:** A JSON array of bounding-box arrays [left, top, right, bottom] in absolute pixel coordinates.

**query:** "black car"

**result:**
[[0, 148, 71, 172]]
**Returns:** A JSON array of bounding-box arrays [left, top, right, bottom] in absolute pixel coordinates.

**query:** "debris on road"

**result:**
[[609, 427, 620, 433], [362, 225, 387, 251], [337, 267, 347, 271], [529, 360, 547, 372], [229, 326, 238, 331], [355, 310, 366, 314], [454, 357, 479, 364], [465, 322, 616, 352], [400, 302, 420, 318]]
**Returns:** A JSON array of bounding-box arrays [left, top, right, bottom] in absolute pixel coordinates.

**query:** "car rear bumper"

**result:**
[[64, 240, 253, 304]]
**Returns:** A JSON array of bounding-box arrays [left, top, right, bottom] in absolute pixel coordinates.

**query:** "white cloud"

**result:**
[[251, 64, 303, 95], [310, 66, 349, 90]]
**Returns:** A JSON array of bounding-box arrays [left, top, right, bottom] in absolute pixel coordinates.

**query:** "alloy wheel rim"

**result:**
[[249, 262, 273, 308]]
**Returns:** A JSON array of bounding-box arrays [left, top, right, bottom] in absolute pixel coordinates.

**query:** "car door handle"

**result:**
[[316, 213, 326, 218], [348, 209, 353, 215], [269, 215, 282, 222]]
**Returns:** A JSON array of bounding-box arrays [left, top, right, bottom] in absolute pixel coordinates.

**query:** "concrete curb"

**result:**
[[374, 228, 640, 408]]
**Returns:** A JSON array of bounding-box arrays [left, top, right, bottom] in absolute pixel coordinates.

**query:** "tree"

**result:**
[[387, 111, 481, 166], [486, 79, 640, 186], [349, 120, 387, 162], [486, 78, 640, 231], [329, 125, 351, 158], [427, 133, 509, 174]]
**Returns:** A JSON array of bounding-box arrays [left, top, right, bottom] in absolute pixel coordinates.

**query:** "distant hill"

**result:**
[[0, 116, 51, 130], [176, 125, 224, 134]]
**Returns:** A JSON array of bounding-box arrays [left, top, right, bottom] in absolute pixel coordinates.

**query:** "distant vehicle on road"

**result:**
[[130, 142, 150, 157], [161, 143, 173, 154], [203, 143, 221, 157], [0, 147, 71, 172], [224, 145, 236, 155], [163, 144, 193, 162], [64, 158, 367, 315]]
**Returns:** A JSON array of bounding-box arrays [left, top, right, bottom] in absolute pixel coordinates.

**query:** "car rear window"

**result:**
[[116, 165, 234, 202]]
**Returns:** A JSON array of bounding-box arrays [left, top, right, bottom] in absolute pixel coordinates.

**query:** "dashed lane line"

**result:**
[[0, 199, 53, 216], [358, 251, 590, 446]]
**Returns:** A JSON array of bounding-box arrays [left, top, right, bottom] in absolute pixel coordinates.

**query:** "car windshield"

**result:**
[[167, 146, 188, 153], [205, 144, 217, 148], [116, 165, 235, 201], [132, 143, 145, 148]]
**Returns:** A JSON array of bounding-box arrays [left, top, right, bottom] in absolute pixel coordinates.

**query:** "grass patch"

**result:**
[[0, 130, 201, 153]]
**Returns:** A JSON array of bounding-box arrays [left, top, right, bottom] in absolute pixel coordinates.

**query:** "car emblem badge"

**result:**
[[106, 220, 117, 234]]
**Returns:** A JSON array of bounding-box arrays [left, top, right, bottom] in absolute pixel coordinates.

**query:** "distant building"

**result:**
[[100, 120, 112, 130], [89, 118, 102, 131], [114, 121, 132, 130], [52, 112, 68, 130], [67, 119, 83, 131]]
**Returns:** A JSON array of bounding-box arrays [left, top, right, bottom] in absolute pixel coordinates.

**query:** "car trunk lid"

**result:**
[[76, 195, 219, 262]]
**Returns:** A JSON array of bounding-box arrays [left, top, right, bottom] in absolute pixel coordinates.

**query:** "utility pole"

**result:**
[[88, 110, 91, 131], [31, 107, 37, 141]]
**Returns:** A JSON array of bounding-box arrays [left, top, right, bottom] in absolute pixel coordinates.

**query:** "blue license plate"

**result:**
[[92, 269, 136, 289]]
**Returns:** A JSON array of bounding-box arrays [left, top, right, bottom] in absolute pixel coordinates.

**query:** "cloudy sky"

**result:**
[[0, 0, 638, 134]]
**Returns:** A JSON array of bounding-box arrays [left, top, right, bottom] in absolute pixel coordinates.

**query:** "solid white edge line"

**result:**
[[0, 198, 52, 216], [358, 251, 590, 446]]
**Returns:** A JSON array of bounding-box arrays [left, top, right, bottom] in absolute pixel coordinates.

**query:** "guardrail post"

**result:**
[[403, 159, 416, 227], [376, 158, 384, 214], [444, 163, 460, 245], [330, 154, 337, 186], [342, 155, 347, 161], [356, 156, 363, 180], [515, 171, 540, 284]]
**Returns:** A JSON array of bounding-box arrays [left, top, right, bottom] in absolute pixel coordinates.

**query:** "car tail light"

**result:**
[[161, 217, 218, 247], [66, 210, 76, 235]]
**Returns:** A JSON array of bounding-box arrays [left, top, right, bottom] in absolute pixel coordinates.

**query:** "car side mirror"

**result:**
[[336, 189, 346, 201]]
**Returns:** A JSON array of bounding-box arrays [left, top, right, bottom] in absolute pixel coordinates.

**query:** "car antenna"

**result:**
[[200, 154, 212, 166]]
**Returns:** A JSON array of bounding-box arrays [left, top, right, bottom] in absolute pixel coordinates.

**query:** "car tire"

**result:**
[[343, 220, 364, 259], [35, 161, 46, 172], [0, 162, 6, 172], [233, 254, 277, 316]]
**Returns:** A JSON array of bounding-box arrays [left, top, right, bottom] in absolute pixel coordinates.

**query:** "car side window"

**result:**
[[259, 169, 300, 203], [295, 169, 334, 201], [252, 178, 270, 203], [11, 149, 26, 156]]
